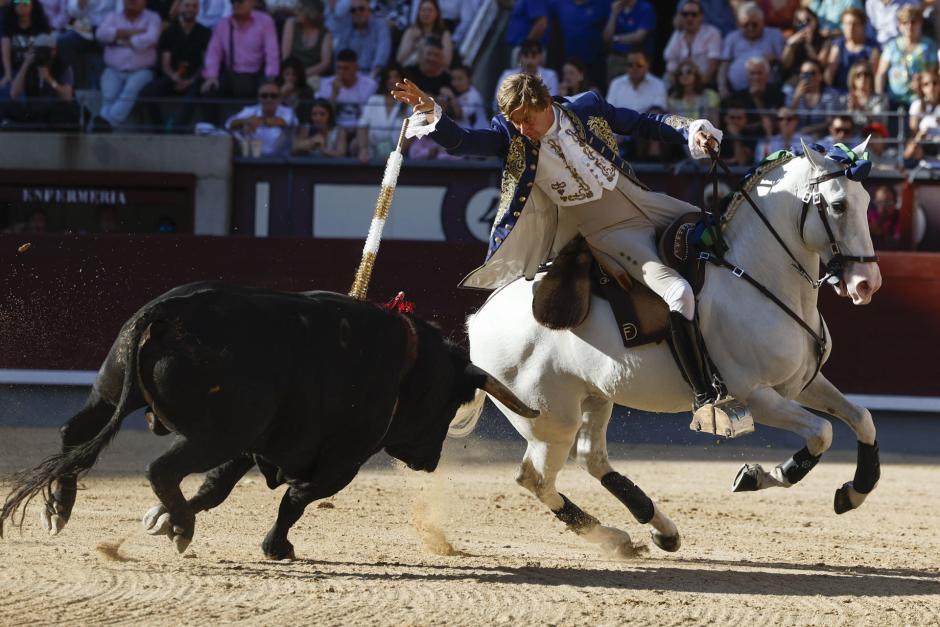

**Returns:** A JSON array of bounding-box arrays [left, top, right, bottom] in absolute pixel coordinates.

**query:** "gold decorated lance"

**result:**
[[349, 118, 411, 300]]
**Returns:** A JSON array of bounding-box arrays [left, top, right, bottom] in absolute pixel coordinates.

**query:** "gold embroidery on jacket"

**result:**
[[587, 116, 618, 152], [545, 138, 594, 202], [494, 136, 527, 228], [567, 128, 616, 182], [662, 114, 692, 132]]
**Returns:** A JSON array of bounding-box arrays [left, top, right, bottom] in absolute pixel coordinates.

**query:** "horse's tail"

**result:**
[[448, 388, 487, 438], [0, 312, 149, 538]]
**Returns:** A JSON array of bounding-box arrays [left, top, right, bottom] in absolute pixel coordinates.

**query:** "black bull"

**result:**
[[0, 282, 537, 559]]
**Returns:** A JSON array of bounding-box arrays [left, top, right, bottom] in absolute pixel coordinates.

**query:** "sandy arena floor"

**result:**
[[1, 427, 938, 626]]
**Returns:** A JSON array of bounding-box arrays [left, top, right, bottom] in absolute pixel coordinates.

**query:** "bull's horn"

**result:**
[[466, 364, 540, 418]]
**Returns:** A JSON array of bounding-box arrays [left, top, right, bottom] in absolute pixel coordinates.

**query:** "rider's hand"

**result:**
[[391, 78, 435, 115], [695, 130, 719, 156]]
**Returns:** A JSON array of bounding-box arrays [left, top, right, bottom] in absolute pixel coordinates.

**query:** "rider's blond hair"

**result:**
[[496, 73, 552, 119]]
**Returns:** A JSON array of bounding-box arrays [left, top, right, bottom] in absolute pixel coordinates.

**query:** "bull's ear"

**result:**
[[464, 364, 539, 418]]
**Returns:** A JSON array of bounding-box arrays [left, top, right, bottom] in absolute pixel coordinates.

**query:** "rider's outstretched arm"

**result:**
[[419, 104, 511, 158], [578, 91, 692, 144]]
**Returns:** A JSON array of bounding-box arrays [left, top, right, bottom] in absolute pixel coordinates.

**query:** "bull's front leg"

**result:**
[[796, 374, 880, 514], [261, 464, 361, 560]]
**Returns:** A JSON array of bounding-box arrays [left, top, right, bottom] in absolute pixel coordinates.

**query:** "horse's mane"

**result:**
[[719, 151, 798, 227]]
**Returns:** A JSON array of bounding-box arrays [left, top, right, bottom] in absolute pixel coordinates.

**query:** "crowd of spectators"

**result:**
[[0, 0, 938, 171]]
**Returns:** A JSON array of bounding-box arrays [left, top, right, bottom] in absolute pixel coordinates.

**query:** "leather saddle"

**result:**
[[532, 213, 705, 347]]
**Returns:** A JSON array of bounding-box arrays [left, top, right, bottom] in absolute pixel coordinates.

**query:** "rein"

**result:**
[[701, 151, 873, 389]]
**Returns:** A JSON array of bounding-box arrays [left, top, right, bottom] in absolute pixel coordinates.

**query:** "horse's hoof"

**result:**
[[732, 463, 761, 492], [143, 506, 172, 536], [650, 530, 681, 552], [834, 482, 855, 515]]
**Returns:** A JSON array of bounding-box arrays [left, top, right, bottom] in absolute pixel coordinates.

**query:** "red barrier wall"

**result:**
[[1, 234, 937, 397]]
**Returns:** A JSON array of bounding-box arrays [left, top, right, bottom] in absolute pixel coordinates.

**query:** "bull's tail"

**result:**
[[448, 388, 487, 438], [0, 314, 147, 538]]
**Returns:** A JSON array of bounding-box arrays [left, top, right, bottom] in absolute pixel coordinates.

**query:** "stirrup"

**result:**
[[689, 397, 755, 439]]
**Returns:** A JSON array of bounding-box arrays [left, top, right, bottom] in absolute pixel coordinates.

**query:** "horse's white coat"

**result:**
[[454, 149, 882, 548]]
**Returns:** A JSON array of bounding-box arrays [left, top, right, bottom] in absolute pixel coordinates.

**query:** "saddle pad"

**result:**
[[658, 212, 707, 295], [532, 236, 669, 348]]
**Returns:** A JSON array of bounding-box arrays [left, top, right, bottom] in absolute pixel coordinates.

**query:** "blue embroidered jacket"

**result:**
[[428, 90, 694, 289]]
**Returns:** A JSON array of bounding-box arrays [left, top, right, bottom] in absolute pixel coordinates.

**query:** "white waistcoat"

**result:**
[[534, 105, 620, 206]]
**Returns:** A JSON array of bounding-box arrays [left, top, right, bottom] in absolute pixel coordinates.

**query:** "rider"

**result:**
[[392, 73, 733, 419]]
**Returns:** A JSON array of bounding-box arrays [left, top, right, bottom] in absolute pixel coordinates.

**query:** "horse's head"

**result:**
[[799, 138, 882, 305]]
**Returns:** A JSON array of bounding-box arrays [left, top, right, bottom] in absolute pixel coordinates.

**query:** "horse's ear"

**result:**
[[852, 135, 871, 156], [800, 138, 822, 169]]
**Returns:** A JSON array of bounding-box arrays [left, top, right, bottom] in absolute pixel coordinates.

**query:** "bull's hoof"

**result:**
[[172, 526, 192, 554], [650, 530, 681, 552], [143, 505, 172, 536], [732, 463, 762, 492], [39, 507, 67, 536], [834, 481, 866, 514], [263, 542, 296, 561]]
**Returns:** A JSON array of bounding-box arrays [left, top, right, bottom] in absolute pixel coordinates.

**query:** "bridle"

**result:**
[[701, 150, 878, 388], [798, 167, 879, 286]]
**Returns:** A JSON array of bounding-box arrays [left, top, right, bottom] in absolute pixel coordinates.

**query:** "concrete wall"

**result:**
[[0, 133, 233, 234]]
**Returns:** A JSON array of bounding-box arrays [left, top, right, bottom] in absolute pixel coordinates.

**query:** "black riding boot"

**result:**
[[669, 311, 716, 409]]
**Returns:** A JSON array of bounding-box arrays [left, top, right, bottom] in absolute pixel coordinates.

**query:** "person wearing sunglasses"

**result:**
[[663, 0, 722, 85], [330, 0, 390, 76], [226, 78, 298, 156], [667, 58, 719, 123], [754, 105, 798, 161], [821, 113, 859, 146], [840, 60, 885, 128], [718, 2, 784, 99]]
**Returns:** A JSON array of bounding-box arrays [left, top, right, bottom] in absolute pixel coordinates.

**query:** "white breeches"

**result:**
[[568, 175, 700, 320]]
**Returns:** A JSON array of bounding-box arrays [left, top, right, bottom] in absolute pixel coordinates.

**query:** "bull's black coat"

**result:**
[[1, 282, 513, 559]]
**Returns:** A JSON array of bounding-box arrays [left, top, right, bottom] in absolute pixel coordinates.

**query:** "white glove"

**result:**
[[688, 119, 723, 160]]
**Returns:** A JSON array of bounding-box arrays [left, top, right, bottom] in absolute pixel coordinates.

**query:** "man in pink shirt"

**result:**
[[94, 0, 161, 129], [200, 0, 279, 111]]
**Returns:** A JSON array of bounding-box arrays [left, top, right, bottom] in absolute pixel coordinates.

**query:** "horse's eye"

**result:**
[[830, 200, 847, 215]]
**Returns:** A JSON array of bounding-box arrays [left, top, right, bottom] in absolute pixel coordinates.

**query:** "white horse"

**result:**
[[450, 141, 883, 555]]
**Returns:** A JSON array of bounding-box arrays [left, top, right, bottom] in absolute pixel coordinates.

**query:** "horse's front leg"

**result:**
[[732, 387, 832, 493], [796, 374, 879, 514]]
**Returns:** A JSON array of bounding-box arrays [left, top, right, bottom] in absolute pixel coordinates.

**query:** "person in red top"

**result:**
[[868, 184, 903, 250]]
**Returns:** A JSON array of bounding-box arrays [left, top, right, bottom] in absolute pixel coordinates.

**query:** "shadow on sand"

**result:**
[[208, 556, 940, 598]]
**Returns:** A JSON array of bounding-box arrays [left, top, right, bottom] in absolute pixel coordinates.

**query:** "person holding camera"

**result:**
[[3, 33, 83, 130]]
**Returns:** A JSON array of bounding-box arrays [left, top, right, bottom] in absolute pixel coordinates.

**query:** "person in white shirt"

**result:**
[[226, 79, 298, 156], [865, 0, 919, 45], [315, 47, 379, 131], [606, 51, 667, 116], [444, 64, 488, 130], [355, 63, 407, 161], [493, 40, 558, 108], [663, 0, 722, 84], [391, 73, 737, 420]]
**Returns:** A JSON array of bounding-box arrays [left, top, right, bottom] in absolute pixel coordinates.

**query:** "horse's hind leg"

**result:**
[[797, 374, 879, 514], [40, 391, 116, 535], [732, 386, 833, 493], [573, 397, 681, 552], [516, 434, 642, 557]]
